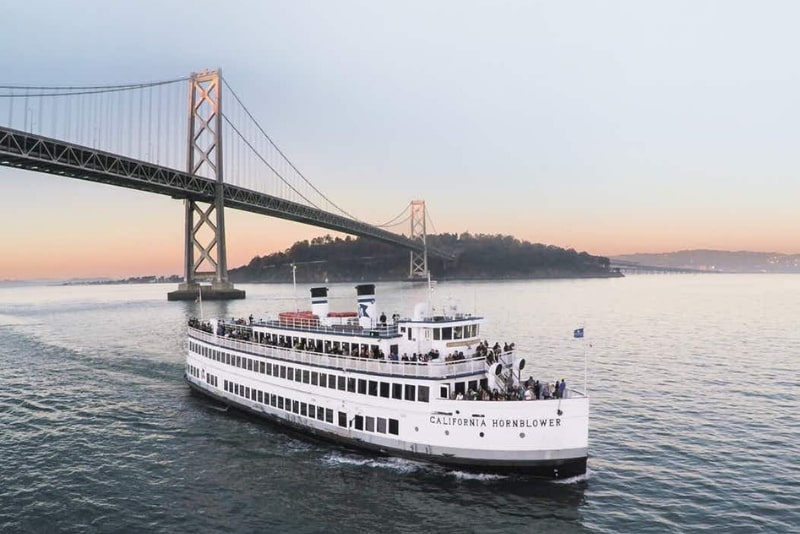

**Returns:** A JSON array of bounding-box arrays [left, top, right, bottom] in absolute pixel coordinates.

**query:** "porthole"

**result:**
[[445, 430, 449, 436], [479, 432, 484, 438], [415, 426, 419, 432], [520, 432, 525, 438]]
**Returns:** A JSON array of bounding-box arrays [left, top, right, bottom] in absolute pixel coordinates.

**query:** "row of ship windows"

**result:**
[[220, 376, 400, 435], [188, 364, 219, 388], [191, 341, 431, 403]]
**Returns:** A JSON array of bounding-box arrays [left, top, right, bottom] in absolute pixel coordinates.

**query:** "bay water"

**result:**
[[1, 275, 798, 533]]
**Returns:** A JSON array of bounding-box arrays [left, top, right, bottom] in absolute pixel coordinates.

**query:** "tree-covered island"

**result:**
[[228, 233, 620, 283]]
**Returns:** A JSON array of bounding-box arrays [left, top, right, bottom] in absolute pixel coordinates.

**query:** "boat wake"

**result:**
[[443, 470, 507, 481], [322, 452, 424, 474], [554, 467, 593, 484]]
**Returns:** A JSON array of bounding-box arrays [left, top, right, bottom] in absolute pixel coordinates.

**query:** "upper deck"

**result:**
[[188, 326, 490, 380]]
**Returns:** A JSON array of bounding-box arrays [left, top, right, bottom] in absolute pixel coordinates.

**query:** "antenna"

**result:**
[[427, 270, 432, 317], [292, 263, 298, 312]]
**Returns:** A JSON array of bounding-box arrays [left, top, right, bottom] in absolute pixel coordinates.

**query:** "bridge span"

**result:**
[[0, 70, 449, 299]]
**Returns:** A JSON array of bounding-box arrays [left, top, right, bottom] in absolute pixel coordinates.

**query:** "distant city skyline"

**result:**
[[3, 1, 799, 279]]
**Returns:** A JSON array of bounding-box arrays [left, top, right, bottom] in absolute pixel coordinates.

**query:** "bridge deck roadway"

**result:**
[[0, 126, 453, 260]]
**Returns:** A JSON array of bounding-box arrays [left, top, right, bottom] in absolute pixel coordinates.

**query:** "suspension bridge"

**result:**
[[0, 69, 451, 299]]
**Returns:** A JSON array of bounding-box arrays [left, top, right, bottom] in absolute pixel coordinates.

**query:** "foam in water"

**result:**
[[553, 467, 593, 484], [322, 453, 424, 474], [444, 470, 507, 481]]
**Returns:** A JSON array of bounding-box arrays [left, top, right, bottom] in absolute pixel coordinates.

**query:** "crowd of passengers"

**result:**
[[454, 377, 569, 401], [189, 318, 518, 366]]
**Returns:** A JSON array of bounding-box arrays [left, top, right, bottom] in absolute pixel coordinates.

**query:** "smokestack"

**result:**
[[310, 287, 329, 320], [355, 284, 376, 328]]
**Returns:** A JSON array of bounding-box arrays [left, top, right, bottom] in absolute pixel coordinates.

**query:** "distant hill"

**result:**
[[229, 233, 620, 283], [612, 250, 800, 273]]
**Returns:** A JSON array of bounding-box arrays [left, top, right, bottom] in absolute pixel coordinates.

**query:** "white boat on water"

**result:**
[[184, 284, 589, 478]]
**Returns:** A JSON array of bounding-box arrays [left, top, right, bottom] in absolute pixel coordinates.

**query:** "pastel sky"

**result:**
[[2, 1, 799, 279]]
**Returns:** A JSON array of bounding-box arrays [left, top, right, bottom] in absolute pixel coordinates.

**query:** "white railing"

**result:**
[[248, 319, 402, 338], [189, 327, 487, 378]]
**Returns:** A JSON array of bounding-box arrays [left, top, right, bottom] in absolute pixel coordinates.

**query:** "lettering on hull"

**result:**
[[429, 416, 562, 428]]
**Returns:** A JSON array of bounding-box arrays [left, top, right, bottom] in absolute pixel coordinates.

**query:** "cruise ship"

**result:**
[[184, 284, 589, 478]]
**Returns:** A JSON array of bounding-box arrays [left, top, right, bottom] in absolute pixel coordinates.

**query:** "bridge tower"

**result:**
[[168, 69, 245, 301], [409, 200, 429, 280]]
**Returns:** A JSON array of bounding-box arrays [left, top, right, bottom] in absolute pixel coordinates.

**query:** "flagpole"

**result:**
[[584, 336, 588, 396]]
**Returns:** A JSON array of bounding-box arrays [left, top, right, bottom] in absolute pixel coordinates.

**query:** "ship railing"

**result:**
[[251, 319, 402, 339], [189, 327, 486, 378]]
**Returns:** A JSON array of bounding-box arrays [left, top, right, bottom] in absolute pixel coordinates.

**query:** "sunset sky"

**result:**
[[2, 1, 800, 279]]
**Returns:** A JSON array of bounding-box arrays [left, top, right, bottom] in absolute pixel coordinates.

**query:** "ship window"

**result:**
[[377, 418, 387, 434], [280, 366, 286, 379], [454, 326, 462, 339], [296, 369, 303, 382], [418, 386, 429, 402], [303, 370, 310, 384], [368, 380, 378, 396], [319, 373, 326, 387], [311, 372, 318, 386], [404, 384, 416, 402], [347, 378, 356, 393], [433, 328, 440, 340], [287, 368, 294, 381], [325, 409, 333, 424], [379, 382, 390, 398], [308, 403, 315, 416], [259, 361, 265, 374], [342, 342, 349, 355], [248, 359, 254, 371], [266, 363, 272, 375], [365, 416, 375, 432], [234, 384, 239, 396], [224, 379, 228, 391], [293, 401, 299, 414], [278, 397, 284, 409], [317, 407, 325, 421], [354, 415, 364, 430], [392, 383, 402, 400], [338, 412, 347, 428], [468, 380, 478, 393], [442, 327, 452, 340], [300, 403, 307, 416], [338, 376, 346, 391], [245, 387, 250, 399], [258, 391, 263, 403], [440, 386, 448, 399], [236, 356, 242, 368], [389, 419, 399, 435], [407, 329, 412, 341], [270, 394, 276, 407], [328, 375, 337, 390], [358, 379, 367, 395], [226, 354, 231, 365], [455, 382, 466, 396]]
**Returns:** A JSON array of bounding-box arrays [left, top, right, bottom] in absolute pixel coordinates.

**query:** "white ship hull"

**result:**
[[185, 322, 589, 479]]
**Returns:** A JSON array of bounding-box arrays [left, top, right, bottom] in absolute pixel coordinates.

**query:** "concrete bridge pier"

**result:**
[[168, 281, 245, 301]]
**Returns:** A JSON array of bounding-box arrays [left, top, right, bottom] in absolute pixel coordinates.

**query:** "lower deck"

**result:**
[[186, 342, 590, 478], [185, 375, 588, 479]]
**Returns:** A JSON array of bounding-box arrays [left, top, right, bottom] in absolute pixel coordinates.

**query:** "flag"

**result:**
[[573, 328, 584, 338]]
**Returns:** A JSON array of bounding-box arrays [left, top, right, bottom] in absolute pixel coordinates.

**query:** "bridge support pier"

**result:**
[[168, 68, 244, 301], [408, 200, 429, 281]]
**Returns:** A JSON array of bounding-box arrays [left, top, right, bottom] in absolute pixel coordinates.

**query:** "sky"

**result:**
[[2, 0, 800, 279]]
